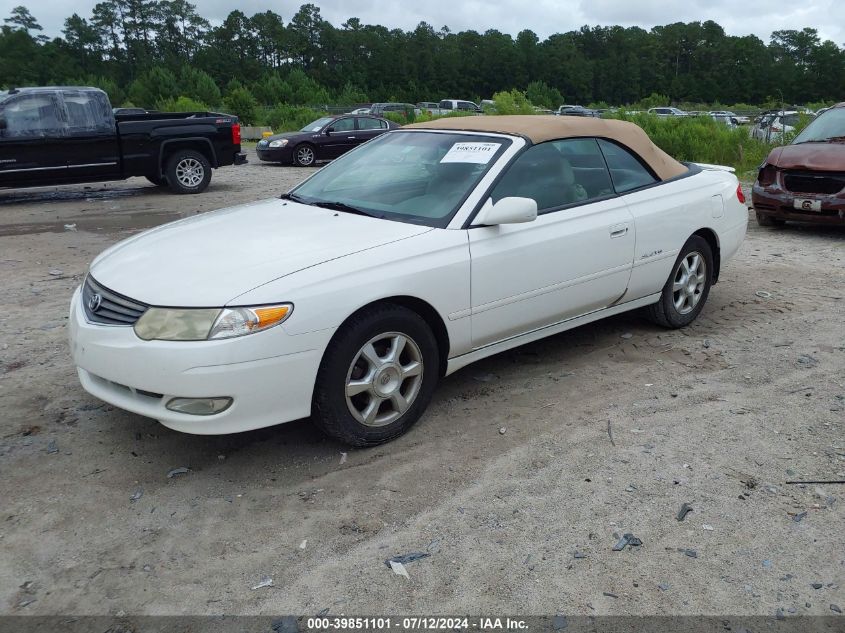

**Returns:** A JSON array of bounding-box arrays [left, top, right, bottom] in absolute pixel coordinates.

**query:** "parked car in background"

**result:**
[[648, 107, 688, 117], [555, 104, 582, 115], [711, 114, 738, 128], [416, 102, 440, 114], [0, 86, 245, 194], [752, 110, 800, 143], [752, 103, 845, 226], [438, 99, 482, 113], [557, 106, 600, 118], [256, 114, 399, 166], [349, 107, 371, 115], [369, 103, 422, 117], [709, 110, 749, 124], [70, 115, 746, 446]]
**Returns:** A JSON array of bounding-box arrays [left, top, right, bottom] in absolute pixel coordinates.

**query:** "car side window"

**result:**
[[490, 138, 614, 213], [62, 90, 114, 135], [0, 94, 65, 138], [597, 139, 658, 193], [439, 101, 453, 110], [356, 117, 382, 131], [331, 118, 355, 132]]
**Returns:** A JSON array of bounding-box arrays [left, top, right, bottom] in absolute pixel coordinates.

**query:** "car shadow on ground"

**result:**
[[88, 309, 654, 488]]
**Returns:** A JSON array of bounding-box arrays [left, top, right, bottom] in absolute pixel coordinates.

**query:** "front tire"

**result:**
[[312, 304, 440, 447], [646, 235, 714, 329], [293, 143, 316, 167], [165, 149, 212, 194]]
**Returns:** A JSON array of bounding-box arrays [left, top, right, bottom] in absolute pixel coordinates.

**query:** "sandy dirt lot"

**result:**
[[0, 149, 843, 618]]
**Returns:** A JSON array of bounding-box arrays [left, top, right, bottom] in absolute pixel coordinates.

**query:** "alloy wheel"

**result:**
[[297, 146, 315, 166], [175, 158, 204, 188], [345, 332, 424, 427], [672, 251, 707, 315]]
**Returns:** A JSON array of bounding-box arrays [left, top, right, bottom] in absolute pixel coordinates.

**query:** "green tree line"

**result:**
[[2, 2, 843, 116]]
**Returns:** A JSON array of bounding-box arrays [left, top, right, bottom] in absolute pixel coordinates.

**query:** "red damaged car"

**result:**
[[752, 103, 845, 226]]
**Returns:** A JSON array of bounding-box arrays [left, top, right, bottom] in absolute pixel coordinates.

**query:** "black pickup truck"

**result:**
[[0, 86, 246, 194]]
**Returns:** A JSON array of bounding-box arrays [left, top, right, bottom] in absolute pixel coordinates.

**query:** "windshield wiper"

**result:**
[[280, 191, 306, 202], [309, 200, 381, 218]]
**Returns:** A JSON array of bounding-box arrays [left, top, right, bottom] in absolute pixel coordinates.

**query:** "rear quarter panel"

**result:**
[[623, 168, 747, 300]]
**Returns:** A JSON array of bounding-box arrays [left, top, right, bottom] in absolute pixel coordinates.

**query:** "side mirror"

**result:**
[[473, 196, 538, 226], [325, 127, 335, 135]]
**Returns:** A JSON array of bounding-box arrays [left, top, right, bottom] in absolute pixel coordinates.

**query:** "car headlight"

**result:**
[[269, 139, 289, 148], [134, 304, 293, 341]]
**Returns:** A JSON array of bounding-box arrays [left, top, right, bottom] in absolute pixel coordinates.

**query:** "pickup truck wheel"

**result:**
[[293, 144, 316, 167], [311, 304, 440, 447], [646, 235, 713, 329], [165, 150, 212, 194], [145, 174, 167, 187]]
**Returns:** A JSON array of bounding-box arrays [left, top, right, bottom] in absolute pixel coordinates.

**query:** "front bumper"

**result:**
[[68, 287, 333, 434], [752, 184, 845, 225], [256, 146, 293, 163]]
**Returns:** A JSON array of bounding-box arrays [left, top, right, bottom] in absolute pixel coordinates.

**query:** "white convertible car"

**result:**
[[68, 116, 747, 446]]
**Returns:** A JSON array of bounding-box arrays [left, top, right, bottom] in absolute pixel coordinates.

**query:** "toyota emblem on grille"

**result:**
[[88, 293, 102, 312]]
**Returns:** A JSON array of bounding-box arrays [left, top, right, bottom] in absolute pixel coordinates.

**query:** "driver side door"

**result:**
[[468, 138, 636, 348], [321, 117, 357, 159]]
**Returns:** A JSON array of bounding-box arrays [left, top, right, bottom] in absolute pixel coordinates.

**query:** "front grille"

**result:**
[[82, 276, 148, 326], [783, 172, 845, 195]]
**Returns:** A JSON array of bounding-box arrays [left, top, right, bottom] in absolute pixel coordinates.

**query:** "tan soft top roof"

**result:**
[[404, 115, 688, 181]]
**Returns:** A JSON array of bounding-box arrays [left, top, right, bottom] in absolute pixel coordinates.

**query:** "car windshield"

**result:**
[[793, 108, 845, 143], [291, 130, 512, 228], [300, 117, 334, 132]]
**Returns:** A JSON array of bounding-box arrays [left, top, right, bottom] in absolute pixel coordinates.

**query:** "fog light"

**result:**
[[165, 397, 233, 416]]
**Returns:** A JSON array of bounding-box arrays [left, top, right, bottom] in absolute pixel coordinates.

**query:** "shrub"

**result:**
[[609, 110, 771, 176], [264, 104, 326, 132], [127, 68, 179, 109], [223, 86, 259, 124], [491, 89, 535, 115], [156, 96, 210, 112]]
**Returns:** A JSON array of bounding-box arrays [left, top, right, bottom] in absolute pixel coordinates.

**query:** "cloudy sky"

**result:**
[[5, 0, 843, 45]]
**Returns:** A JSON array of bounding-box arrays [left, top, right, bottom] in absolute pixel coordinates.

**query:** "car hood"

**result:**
[[89, 199, 432, 306], [768, 143, 845, 171]]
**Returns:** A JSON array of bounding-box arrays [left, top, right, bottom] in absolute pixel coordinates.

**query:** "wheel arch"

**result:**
[[692, 227, 721, 283], [333, 296, 451, 376], [159, 138, 218, 173]]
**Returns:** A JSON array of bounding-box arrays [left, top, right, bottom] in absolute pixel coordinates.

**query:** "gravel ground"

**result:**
[[0, 150, 843, 617]]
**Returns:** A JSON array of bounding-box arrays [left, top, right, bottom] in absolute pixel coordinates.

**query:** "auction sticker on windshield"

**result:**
[[440, 142, 501, 164]]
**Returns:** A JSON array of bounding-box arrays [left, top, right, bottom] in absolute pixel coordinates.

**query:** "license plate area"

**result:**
[[793, 198, 822, 212]]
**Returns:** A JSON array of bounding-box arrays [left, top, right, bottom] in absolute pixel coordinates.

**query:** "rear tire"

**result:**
[[646, 235, 714, 329], [311, 304, 440, 447], [165, 149, 212, 194], [756, 211, 784, 227], [293, 143, 316, 167]]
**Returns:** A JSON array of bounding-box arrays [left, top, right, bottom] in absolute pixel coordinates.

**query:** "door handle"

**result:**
[[609, 224, 629, 238], [347, 136, 356, 139]]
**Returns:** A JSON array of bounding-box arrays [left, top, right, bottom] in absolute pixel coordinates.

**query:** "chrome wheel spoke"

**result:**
[[389, 392, 409, 414], [387, 335, 406, 363], [401, 360, 422, 378], [361, 396, 383, 425], [360, 343, 383, 369], [346, 378, 373, 397]]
